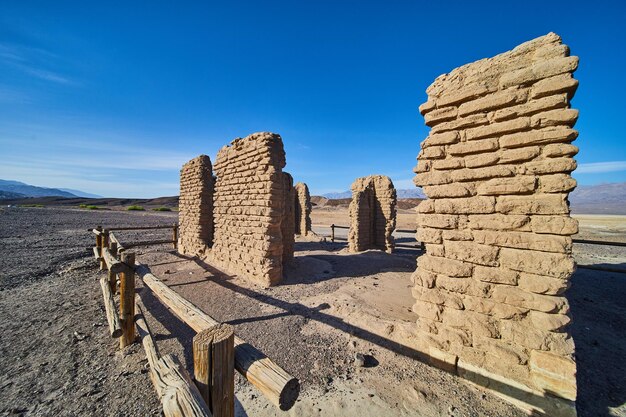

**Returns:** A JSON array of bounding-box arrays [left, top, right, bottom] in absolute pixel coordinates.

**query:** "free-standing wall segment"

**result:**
[[294, 182, 312, 236], [211, 132, 290, 286], [178, 155, 214, 257], [348, 175, 396, 253], [412, 33, 579, 416]]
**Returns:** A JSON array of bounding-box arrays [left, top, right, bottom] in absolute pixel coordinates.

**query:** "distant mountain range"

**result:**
[[0, 179, 102, 199], [569, 182, 626, 214], [323, 188, 426, 199]]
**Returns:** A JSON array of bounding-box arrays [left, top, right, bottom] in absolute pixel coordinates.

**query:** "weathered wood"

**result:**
[[136, 263, 299, 410], [102, 230, 110, 252], [124, 239, 176, 249], [135, 300, 160, 366], [193, 325, 235, 417], [99, 275, 122, 338], [109, 232, 126, 253], [119, 252, 136, 348], [135, 302, 212, 417], [172, 224, 179, 250], [331, 224, 335, 243], [108, 242, 118, 293], [96, 226, 104, 270], [102, 247, 127, 274], [92, 246, 102, 261], [573, 239, 626, 248], [108, 225, 177, 231], [92, 228, 104, 236]]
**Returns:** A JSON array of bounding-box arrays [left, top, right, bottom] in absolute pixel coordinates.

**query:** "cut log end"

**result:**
[[279, 378, 300, 411]]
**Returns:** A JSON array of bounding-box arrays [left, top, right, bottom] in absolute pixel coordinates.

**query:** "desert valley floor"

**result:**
[[0, 206, 625, 417]]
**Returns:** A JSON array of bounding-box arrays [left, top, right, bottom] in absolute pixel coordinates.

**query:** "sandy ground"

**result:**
[[0, 206, 625, 417]]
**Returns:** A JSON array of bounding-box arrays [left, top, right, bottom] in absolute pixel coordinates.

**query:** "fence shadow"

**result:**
[[566, 263, 626, 417]]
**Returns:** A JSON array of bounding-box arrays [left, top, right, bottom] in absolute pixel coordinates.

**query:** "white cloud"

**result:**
[[576, 161, 626, 174]]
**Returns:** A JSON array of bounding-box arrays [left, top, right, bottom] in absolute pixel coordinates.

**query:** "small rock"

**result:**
[[73, 331, 87, 341], [354, 353, 366, 367], [348, 340, 357, 348]]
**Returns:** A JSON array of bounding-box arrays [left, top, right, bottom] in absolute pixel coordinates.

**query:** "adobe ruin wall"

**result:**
[[294, 182, 312, 236], [348, 175, 397, 253], [211, 132, 292, 286], [178, 155, 214, 257], [412, 33, 579, 416]]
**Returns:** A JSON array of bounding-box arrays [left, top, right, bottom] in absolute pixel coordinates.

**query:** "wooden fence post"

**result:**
[[100, 230, 110, 270], [193, 324, 235, 417], [331, 224, 335, 243], [109, 242, 118, 294], [173, 224, 178, 250], [96, 226, 103, 269], [119, 252, 136, 348]]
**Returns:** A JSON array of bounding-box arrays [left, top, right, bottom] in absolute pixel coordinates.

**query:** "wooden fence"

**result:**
[[314, 223, 626, 273], [91, 225, 299, 417], [316, 223, 425, 250]]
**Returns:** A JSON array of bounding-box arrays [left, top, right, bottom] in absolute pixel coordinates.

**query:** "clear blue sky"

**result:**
[[1, 1, 625, 198]]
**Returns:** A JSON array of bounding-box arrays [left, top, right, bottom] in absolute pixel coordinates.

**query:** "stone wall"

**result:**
[[412, 33, 579, 416], [178, 155, 214, 257], [348, 175, 396, 253], [211, 132, 290, 286], [294, 182, 311, 235]]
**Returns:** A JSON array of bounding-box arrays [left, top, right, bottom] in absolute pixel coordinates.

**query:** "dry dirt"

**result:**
[[0, 206, 625, 417]]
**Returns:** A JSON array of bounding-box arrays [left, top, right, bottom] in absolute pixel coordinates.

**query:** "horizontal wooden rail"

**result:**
[[135, 263, 299, 410], [396, 228, 418, 234], [101, 247, 129, 274], [135, 301, 212, 417], [577, 264, 626, 274], [109, 232, 126, 252], [91, 228, 104, 236], [107, 225, 177, 231], [124, 239, 176, 249], [331, 224, 349, 229], [395, 243, 423, 249], [573, 239, 626, 247]]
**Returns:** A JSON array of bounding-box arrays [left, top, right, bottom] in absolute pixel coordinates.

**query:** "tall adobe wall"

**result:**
[[294, 182, 312, 236], [348, 175, 396, 253], [412, 33, 579, 416], [178, 155, 214, 257], [211, 132, 290, 286]]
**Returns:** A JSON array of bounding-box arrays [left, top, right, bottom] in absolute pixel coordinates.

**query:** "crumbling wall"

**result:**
[[294, 182, 312, 236], [178, 155, 214, 257], [348, 175, 396, 253], [211, 132, 289, 286], [412, 33, 579, 416]]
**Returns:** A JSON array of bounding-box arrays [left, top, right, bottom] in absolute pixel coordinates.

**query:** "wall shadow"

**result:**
[[150, 253, 577, 414], [566, 262, 626, 417]]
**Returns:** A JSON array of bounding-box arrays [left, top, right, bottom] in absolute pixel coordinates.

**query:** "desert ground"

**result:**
[[0, 206, 625, 417]]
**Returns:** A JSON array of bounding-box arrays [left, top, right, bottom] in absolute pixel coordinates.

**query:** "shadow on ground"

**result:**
[[567, 263, 626, 417]]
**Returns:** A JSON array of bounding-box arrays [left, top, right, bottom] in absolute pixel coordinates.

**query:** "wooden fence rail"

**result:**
[[90, 224, 299, 416], [313, 223, 626, 263]]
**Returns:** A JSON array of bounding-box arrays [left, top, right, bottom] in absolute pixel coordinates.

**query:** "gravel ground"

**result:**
[[0, 207, 624, 417]]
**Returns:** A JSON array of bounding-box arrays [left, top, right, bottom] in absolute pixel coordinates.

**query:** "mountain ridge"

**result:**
[[0, 179, 96, 199]]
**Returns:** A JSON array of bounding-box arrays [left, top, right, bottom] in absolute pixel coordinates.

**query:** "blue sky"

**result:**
[[1, 1, 625, 198]]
